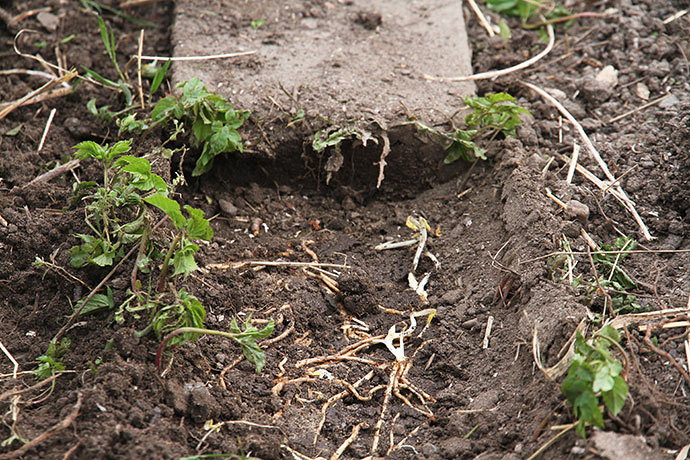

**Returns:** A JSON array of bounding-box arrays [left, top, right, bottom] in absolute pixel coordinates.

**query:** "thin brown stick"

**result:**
[[644, 324, 690, 388], [608, 93, 672, 123], [61, 441, 81, 460], [371, 366, 397, 455], [0, 374, 61, 402], [0, 392, 82, 460], [120, 0, 169, 6], [331, 422, 368, 460]]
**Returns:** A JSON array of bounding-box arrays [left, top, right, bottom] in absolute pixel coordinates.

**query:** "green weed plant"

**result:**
[[562, 325, 628, 438]]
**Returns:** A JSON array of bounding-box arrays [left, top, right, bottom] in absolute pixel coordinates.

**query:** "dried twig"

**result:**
[[0, 374, 62, 402], [521, 80, 653, 241], [136, 29, 145, 110], [139, 50, 256, 61], [608, 93, 672, 124], [376, 132, 391, 189], [331, 422, 368, 460], [0, 71, 76, 121], [121, 0, 169, 6], [644, 324, 690, 388], [482, 315, 494, 349], [424, 24, 554, 82], [0, 392, 82, 460], [467, 0, 494, 37], [526, 421, 576, 460], [0, 340, 19, 380], [566, 143, 580, 184], [210, 260, 350, 270], [37, 108, 56, 153]]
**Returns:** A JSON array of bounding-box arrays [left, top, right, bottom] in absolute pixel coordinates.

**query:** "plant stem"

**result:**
[[157, 229, 182, 292]]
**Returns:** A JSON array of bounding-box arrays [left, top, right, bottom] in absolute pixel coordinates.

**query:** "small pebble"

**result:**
[[565, 199, 589, 224]]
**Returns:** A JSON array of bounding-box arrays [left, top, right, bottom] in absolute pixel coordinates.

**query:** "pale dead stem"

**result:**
[[424, 24, 554, 82], [521, 80, 653, 241]]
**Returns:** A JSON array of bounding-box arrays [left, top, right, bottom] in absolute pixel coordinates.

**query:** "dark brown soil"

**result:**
[[1, 1, 690, 460]]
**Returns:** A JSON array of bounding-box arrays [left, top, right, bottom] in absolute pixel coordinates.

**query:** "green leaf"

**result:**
[[74, 141, 106, 161], [172, 242, 200, 278], [598, 325, 620, 344], [602, 376, 628, 416], [574, 389, 604, 429], [75, 286, 114, 316], [149, 59, 171, 96], [151, 96, 181, 122], [593, 366, 615, 393], [228, 318, 275, 373], [4, 124, 22, 136], [184, 206, 213, 241], [144, 193, 186, 228]]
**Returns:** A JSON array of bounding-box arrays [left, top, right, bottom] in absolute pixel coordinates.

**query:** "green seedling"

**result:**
[[250, 19, 265, 30], [562, 325, 628, 438], [485, 0, 542, 22], [156, 317, 275, 373], [82, 16, 133, 107], [589, 237, 648, 316], [414, 92, 529, 164], [70, 140, 167, 268], [143, 193, 213, 290], [150, 77, 249, 176], [147, 59, 172, 96], [34, 338, 71, 381]]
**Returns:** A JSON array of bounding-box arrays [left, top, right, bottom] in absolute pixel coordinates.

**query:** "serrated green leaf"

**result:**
[[602, 376, 627, 416], [172, 240, 199, 278], [598, 325, 620, 344], [184, 206, 213, 241], [76, 286, 114, 316], [74, 141, 106, 160], [151, 96, 181, 122], [593, 366, 615, 393], [144, 193, 186, 228]]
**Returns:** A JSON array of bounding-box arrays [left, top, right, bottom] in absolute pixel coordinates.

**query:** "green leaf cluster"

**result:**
[[590, 237, 648, 315], [484, 0, 541, 23], [144, 194, 213, 280], [70, 140, 165, 268], [152, 77, 249, 176], [562, 325, 628, 438], [152, 289, 206, 346], [441, 93, 528, 164], [464, 92, 530, 138], [34, 338, 71, 381], [228, 318, 275, 373]]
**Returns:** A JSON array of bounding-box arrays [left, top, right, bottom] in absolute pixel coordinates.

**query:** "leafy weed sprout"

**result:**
[[66, 139, 217, 353], [148, 77, 249, 176], [562, 325, 628, 438], [415, 92, 529, 163], [70, 139, 166, 268]]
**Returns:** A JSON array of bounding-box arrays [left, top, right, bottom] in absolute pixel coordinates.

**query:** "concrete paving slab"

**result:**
[[171, 0, 474, 134]]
